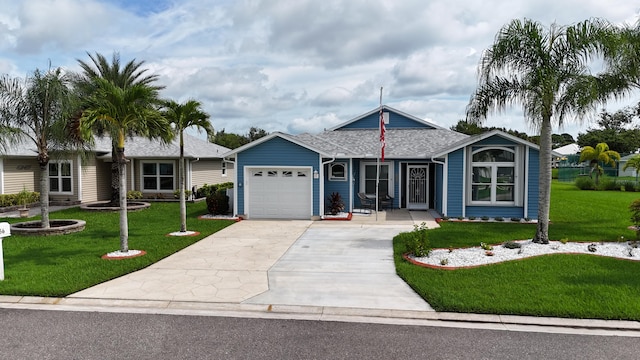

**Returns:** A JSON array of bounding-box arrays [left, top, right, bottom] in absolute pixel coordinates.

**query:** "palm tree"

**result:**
[[580, 143, 621, 185], [75, 52, 165, 205], [162, 100, 213, 233], [0, 68, 76, 228], [466, 19, 621, 244], [80, 78, 171, 253], [623, 155, 640, 183]]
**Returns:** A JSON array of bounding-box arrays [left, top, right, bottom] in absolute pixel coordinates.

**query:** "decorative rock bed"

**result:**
[[11, 220, 86, 236], [80, 201, 151, 212]]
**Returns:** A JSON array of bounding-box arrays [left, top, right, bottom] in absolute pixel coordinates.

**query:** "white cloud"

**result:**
[[1, 0, 639, 138]]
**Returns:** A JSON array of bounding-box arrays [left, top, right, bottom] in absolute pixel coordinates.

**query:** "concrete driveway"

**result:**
[[71, 210, 434, 312], [245, 221, 433, 311]]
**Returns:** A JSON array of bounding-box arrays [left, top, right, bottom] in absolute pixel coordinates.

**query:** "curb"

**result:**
[[1, 295, 639, 334]]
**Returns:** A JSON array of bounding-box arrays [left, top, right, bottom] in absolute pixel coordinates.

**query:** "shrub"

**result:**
[[127, 191, 143, 200], [173, 189, 193, 199], [622, 181, 636, 192], [480, 242, 493, 251], [327, 192, 345, 215], [629, 199, 640, 240], [196, 182, 233, 199], [404, 222, 431, 257], [481, 216, 489, 221], [597, 178, 619, 191], [574, 176, 595, 190], [494, 217, 504, 222], [206, 189, 230, 215], [0, 189, 40, 207]]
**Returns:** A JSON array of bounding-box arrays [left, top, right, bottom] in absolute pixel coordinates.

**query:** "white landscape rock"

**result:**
[[410, 240, 640, 268]]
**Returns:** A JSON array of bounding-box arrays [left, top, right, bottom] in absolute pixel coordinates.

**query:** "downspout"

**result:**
[[190, 157, 200, 199], [223, 157, 237, 217], [77, 154, 82, 203], [431, 156, 447, 216], [320, 156, 336, 219]]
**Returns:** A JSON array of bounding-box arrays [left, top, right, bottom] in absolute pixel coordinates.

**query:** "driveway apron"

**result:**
[[245, 222, 434, 311]]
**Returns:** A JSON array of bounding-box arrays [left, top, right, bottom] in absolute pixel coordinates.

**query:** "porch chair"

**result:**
[[357, 192, 375, 214], [379, 194, 394, 211]]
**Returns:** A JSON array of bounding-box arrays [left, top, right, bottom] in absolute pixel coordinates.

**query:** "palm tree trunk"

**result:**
[[533, 118, 552, 244], [179, 138, 187, 232], [117, 147, 129, 252], [38, 163, 50, 229]]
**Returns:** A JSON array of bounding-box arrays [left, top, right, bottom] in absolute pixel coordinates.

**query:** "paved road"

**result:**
[[1, 308, 639, 360]]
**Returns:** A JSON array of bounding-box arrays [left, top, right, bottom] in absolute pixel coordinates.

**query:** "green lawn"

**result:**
[[395, 181, 640, 320], [0, 202, 234, 296]]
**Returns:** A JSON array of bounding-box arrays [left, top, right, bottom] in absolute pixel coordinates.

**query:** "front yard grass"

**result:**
[[0, 202, 234, 297], [395, 180, 640, 320]]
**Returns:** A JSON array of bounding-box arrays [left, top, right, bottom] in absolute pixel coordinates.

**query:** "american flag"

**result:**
[[380, 108, 386, 162]]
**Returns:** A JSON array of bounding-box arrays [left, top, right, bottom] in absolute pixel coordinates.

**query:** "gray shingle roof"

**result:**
[[2, 134, 229, 159], [294, 128, 469, 159]]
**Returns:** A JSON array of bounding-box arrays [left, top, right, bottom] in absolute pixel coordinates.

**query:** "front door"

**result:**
[[407, 165, 428, 210]]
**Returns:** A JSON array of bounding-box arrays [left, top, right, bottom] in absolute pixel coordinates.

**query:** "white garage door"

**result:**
[[247, 168, 312, 219]]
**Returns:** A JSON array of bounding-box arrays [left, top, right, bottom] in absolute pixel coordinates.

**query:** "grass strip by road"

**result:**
[[0, 201, 234, 297], [395, 180, 640, 320]]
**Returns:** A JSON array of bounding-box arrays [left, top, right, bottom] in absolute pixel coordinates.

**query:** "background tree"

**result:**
[[0, 67, 76, 228], [163, 99, 212, 233], [466, 18, 620, 244], [577, 108, 640, 154], [80, 78, 171, 253], [75, 52, 165, 205], [579, 142, 621, 185], [623, 154, 640, 183], [210, 127, 269, 149]]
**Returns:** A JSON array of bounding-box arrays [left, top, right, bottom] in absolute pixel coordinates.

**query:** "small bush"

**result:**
[[327, 192, 345, 215], [622, 181, 636, 192], [510, 217, 521, 222], [480, 242, 493, 251], [481, 216, 489, 221], [0, 190, 39, 207], [173, 189, 193, 199], [575, 176, 595, 190], [405, 222, 431, 257], [206, 189, 230, 215], [494, 217, 504, 222], [127, 191, 143, 200], [597, 178, 619, 191], [196, 182, 233, 198]]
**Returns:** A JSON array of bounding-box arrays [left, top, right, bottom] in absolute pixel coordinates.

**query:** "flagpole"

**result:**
[[375, 87, 383, 221]]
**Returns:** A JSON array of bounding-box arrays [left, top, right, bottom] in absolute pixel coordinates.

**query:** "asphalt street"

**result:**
[[1, 308, 639, 360]]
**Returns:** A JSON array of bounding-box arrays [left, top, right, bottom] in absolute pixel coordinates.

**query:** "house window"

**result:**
[[221, 161, 227, 176], [362, 163, 391, 196], [142, 162, 175, 191], [470, 148, 516, 204], [329, 163, 347, 181], [49, 161, 72, 194]]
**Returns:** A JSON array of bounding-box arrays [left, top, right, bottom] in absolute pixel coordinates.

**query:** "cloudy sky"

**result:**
[[1, 0, 639, 139]]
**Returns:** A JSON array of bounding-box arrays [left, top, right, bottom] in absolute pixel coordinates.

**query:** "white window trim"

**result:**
[[328, 162, 347, 181], [140, 160, 176, 193], [49, 160, 74, 195], [359, 161, 394, 196], [468, 146, 521, 206]]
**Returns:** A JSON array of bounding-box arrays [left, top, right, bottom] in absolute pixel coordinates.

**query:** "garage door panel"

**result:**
[[248, 168, 312, 219]]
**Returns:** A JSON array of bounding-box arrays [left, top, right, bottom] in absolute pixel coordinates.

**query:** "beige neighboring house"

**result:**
[[0, 134, 232, 204]]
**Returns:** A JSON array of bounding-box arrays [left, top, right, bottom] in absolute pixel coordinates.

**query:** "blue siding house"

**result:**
[[223, 106, 542, 220]]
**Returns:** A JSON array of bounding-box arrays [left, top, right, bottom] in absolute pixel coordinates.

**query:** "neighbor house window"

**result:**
[[329, 163, 346, 181], [49, 161, 72, 194], [470, 148, 515, 204], [221, 161, 227, 176], [142, 162, 175, 191]]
